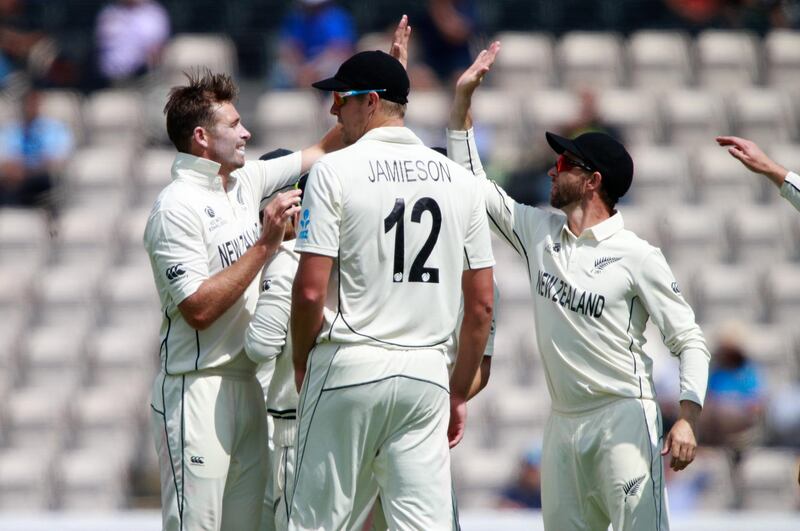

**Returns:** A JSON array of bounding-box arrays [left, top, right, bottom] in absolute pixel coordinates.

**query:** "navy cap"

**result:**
[[312, 50, 410, 104], [546, 131, 634, 201]]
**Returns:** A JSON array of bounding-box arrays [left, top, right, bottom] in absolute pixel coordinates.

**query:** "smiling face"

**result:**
[[203, 102, 251, 176]]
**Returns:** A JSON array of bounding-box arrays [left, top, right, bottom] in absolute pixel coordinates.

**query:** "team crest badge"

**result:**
[[205, 206, 216, 218]]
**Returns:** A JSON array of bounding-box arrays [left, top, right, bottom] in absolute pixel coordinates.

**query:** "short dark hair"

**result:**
[[163, 70, 238, 153]]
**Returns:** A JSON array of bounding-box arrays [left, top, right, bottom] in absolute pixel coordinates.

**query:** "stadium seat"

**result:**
[[84, 89, 145, 146], [161, 34, 238, 81], [761, 261, 800, 326], [0, 447, 54, 510], [404, 89, 450, 147], [55, 445, 130, 510], [658, 205, 725, 267], [617, 203, 663, 248], [0, 207, 50, 266], [723, 205, 786, 265], [729, 89, 796, 146], [39, 89, 85, 146], [690, 145, 763, 206], [20, 322, 88, 385], [764, 29, 800, 88], [522, 89, 581, 136], [740, 449, 800, 510], [557, 31, 625, 89], [695, 30, 760, 90], [137, 147, 175, 206], [626, 145, 690, 204], [595, 89, 660, 145], [3, 383, 74, 451], [34, 258, 104, 309], [688, 263, 761, 324], [89, 320, 159, 385], [470, 89, 525, 169], [627, 30, 692, 90], [254, 90, 328, 149], [493, 32, 555, 90], [661, 89, 731, 147], [63, 145, 135, 206]]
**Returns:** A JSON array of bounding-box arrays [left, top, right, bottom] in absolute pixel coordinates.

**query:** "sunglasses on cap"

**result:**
[[555, 153, 595, 174], [332, 89, 386, 106]]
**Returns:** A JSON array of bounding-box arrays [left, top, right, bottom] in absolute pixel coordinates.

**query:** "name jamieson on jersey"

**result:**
[[218, 222, 260, 268], [536, 270, 606, 318], [367, 159, 452, 184]]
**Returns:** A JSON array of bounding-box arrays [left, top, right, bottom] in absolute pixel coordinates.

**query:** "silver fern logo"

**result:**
[[622, 474, 646, 501], [591, 256, 622, 275]]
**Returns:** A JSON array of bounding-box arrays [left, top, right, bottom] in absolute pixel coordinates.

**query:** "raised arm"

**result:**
[[448, 41, 501, 131], [388, 14, 411, 70], [715, 135, 788, 188]]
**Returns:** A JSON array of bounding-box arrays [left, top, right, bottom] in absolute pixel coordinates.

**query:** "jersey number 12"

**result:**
[[384, 197, 441, 283]]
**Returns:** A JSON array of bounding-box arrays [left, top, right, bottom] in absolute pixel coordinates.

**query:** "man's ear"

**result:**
[[193, 126, 209, 150], [587, 171, 603, 193]]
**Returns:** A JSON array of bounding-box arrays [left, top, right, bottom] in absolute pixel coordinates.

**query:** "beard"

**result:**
[[549, 177, 584, 209]]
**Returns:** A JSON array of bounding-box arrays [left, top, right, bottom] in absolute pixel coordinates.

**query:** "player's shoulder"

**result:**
[[265, 240, 301, 274]]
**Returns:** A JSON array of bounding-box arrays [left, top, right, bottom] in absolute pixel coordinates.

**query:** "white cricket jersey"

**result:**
[[143, 151, 302, 374], [296, 126, 494, 349], [780, 171, 800, 212], [447, 129, 710, 414]]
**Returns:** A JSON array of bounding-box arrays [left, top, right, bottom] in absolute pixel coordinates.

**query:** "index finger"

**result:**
[[715, 135, 743, 147]]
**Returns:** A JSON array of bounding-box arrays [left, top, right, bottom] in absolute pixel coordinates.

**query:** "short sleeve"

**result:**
[[144, 208, 208, 305], [294, 160, 342, 257], [245, 252, 294, 363], [234, 152, 303, 205]]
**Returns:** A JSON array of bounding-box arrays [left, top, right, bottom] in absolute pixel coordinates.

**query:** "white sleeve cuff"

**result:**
[[678, 347, 709, 407]]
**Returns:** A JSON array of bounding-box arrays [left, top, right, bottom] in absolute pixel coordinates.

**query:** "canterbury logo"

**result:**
[[165, 264, 186, 281], [591, 256, 622, 274], [190, 456, 205, 465], [622, 474, 646, 500]]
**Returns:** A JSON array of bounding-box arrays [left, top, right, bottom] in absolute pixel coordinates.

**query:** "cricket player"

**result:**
[[716, 135, 800, 212], [446, 43, 710, 531], [143, 71, 341, 531], [285, 50, 494, 530]]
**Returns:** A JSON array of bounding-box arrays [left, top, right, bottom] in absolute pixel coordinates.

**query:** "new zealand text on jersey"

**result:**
[[218, 222, 260, 268], [536, 270, 606, 318], [367, 159, 452, 184]]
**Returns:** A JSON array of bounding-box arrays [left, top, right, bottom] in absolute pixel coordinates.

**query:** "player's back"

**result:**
[[297, 127, 493, 349]]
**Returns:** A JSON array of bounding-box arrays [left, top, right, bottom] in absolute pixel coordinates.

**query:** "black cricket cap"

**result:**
[[312, 50, 410, 104], [546, 131, 634, 201]]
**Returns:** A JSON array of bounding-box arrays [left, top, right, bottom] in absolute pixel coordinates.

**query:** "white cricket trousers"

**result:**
[[542, 398, 669, 531], [150, 355, 269, 531], [282, 342, 457, 531]]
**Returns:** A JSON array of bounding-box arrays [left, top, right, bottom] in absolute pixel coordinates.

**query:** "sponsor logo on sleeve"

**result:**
[[298, 209, 311, 240], [262, 278, 272, 291], [190, 455, 205, 466], [165, 264, 186, 282], [671, 281, 681, 294]]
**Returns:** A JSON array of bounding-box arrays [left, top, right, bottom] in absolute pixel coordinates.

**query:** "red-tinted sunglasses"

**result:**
[[556, 153, 595, 173]]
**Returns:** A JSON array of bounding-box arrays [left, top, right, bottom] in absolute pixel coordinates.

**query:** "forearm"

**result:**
[[290, 293, 325, 374], [677, 399, 702, 426], [179, 240, 276, 330], [451, 269, 493, 400], [763, 162, 790, 188], [466, 356, 491, 400], [448, 92, 473, 131]]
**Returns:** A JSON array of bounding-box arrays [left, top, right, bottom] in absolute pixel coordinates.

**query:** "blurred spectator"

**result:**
[[563, 88, 623, 143], [0, 88, 73, 211], [270, 0, 356, 89], [415, 0, 477, 86], [497, 445, 542, 509], [0, 0, 78, 89], [92, 0, 170, 88], [699, 334, 766, 448]]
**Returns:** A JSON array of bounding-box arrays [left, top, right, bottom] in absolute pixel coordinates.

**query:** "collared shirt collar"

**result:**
[[172, 152, 237, 191], [356, 126, 424, 146], [560, 211, 624, 242]]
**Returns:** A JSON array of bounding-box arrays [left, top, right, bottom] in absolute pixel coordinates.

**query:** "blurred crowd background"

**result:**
[[1, 0, 800, 516]]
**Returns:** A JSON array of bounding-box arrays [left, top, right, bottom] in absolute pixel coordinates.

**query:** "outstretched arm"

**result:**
[[715, 135, 788, 188], [448, 41, 501, 131]]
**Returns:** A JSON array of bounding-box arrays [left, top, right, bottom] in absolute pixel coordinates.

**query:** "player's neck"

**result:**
[[563, 196, 612, 236], [365, 113, 403, 132]]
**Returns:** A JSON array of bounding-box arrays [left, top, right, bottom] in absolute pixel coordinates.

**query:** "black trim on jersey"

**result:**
[[194, 330, 200, 371], [179, 375, 186, 529], [150, 404, 165, 416], [451, 478, 461, 531], [268, 408, 297, 420], [638, 398, 662, 529], [464, 130, 475, 176], [786, 178, 800, 194], [161, 373, 183, 528], [282, 448, 290, 518], [162, 308, 172, 375], [626, 296, 644, 399], [288, 346, 340, 517], [463, 248, 471, 269], [260, 183, 297, 205], [321, 374, 449, 395], [332, 250, 450, 349], [485, 205, 531, 276]]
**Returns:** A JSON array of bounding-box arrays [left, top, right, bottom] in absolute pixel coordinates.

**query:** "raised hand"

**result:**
[[455, 40, 501, 97], [389, 14, 411, 70], [716, 135, 788, 187]]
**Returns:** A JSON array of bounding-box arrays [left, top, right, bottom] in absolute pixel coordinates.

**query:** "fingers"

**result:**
[[448, 426, 464, 448], [661, 433, 671, 456]]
